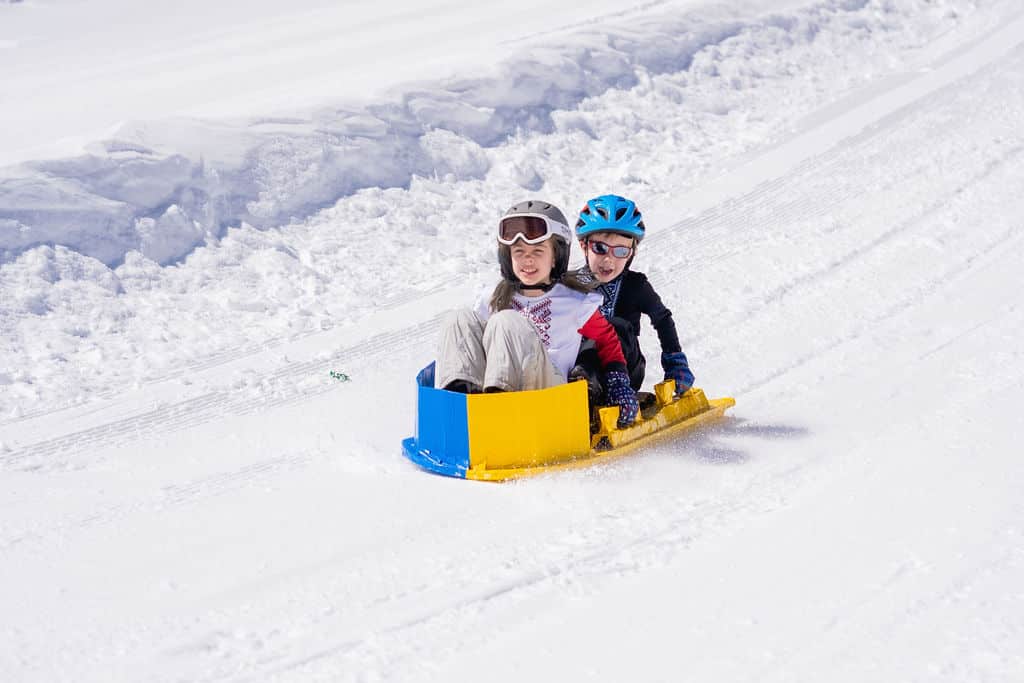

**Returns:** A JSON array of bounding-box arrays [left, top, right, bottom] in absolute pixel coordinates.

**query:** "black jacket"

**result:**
[[603, 270, 681, 354]]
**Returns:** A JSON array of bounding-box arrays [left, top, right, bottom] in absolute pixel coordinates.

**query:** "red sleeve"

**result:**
[[578, 310, 627, 371]]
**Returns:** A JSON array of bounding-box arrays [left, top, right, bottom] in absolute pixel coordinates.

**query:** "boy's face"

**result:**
[[580, 232, 634, 283]]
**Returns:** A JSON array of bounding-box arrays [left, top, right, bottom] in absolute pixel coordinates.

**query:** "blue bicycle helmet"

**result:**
[[575, 194, 646, 241]]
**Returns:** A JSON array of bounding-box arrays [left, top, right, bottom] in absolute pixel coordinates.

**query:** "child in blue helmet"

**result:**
[[435, 199, 640, 427], [571, 194, 694, 402]]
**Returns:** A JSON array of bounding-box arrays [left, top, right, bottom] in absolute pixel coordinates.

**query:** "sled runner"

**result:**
[[401, 363, 735, 481]]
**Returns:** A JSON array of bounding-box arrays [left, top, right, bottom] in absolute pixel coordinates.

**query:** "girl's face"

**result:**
[[510, 239, 555, 288], [581, 232, 634, 283]]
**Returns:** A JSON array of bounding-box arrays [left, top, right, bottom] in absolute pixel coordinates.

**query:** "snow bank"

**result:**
[[0, 1, 892, 268]]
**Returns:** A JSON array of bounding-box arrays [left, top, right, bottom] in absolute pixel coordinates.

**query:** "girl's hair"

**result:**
[[489, 238, 593, 312]]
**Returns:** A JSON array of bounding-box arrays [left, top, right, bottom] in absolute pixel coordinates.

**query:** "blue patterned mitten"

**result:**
[[605, 369, 639, 428], [661, 351, 694, 396]]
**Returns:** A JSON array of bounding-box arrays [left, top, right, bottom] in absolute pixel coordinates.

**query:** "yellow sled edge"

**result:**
[[465, 394, 735, 482]]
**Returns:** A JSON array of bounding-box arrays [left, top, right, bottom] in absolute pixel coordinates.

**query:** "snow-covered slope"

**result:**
[[2, 0, 1010, 420], [2, 1, 1023, 681]]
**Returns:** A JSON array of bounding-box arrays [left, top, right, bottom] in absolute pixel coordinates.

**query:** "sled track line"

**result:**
[[730, 142, 1024, 396], [644, 44, 1019, 275], [739, 227, 1024, 398], [643, 50, 1021, 341], [719, 137, 1024, 341], [638, 48, 1024, 397], [2, 283, 447, 428], [219, 480, 775, 683], [2, 451, 314, 550], [1, 318, 441, 471], [645, 153, 853, 262]]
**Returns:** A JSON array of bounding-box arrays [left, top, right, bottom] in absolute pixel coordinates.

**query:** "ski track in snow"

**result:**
[[0, 317, 440, 472], [1, 281, 447, 428]]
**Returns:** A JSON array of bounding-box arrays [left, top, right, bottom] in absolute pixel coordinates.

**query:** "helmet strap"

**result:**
[[518, 280, 556, 294]]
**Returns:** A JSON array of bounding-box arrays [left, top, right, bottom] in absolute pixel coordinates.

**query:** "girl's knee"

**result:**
[[486, 310, 534, 339], [443, 307, 479, 329], [488, 309, 528, 329], [485, 311, 542, 358]]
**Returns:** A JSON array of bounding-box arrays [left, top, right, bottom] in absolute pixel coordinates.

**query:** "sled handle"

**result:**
[[597, 405, 620, 434], [654, 379, 676, 407]]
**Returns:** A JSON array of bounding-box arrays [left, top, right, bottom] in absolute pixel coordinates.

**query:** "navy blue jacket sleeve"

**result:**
[[629, 272, 681, 354]]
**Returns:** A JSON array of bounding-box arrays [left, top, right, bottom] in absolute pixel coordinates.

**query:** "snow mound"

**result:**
[[6, 6, 762, 267]]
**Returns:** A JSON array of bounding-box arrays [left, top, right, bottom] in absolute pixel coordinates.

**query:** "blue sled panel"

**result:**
[[402, 362, 470, 478]]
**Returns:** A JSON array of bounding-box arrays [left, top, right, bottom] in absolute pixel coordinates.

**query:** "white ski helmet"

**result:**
[[496, 200, 572, 283]]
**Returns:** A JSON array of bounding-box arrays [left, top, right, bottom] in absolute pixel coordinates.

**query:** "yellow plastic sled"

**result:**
[[401, 363, 735, 481]]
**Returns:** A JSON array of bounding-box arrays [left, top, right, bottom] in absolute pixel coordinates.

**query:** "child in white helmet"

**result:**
[[435, 199, 639, 428]]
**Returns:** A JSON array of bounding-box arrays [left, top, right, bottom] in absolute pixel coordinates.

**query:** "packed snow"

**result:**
[[2, 0, 1023, 681]]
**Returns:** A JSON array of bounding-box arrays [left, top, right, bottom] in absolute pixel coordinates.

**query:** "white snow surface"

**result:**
[[2, 0, 1024, 681]]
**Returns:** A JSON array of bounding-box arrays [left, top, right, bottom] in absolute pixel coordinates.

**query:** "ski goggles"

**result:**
[[498, 214, 571, 245], [587, 239, 634, 259]]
